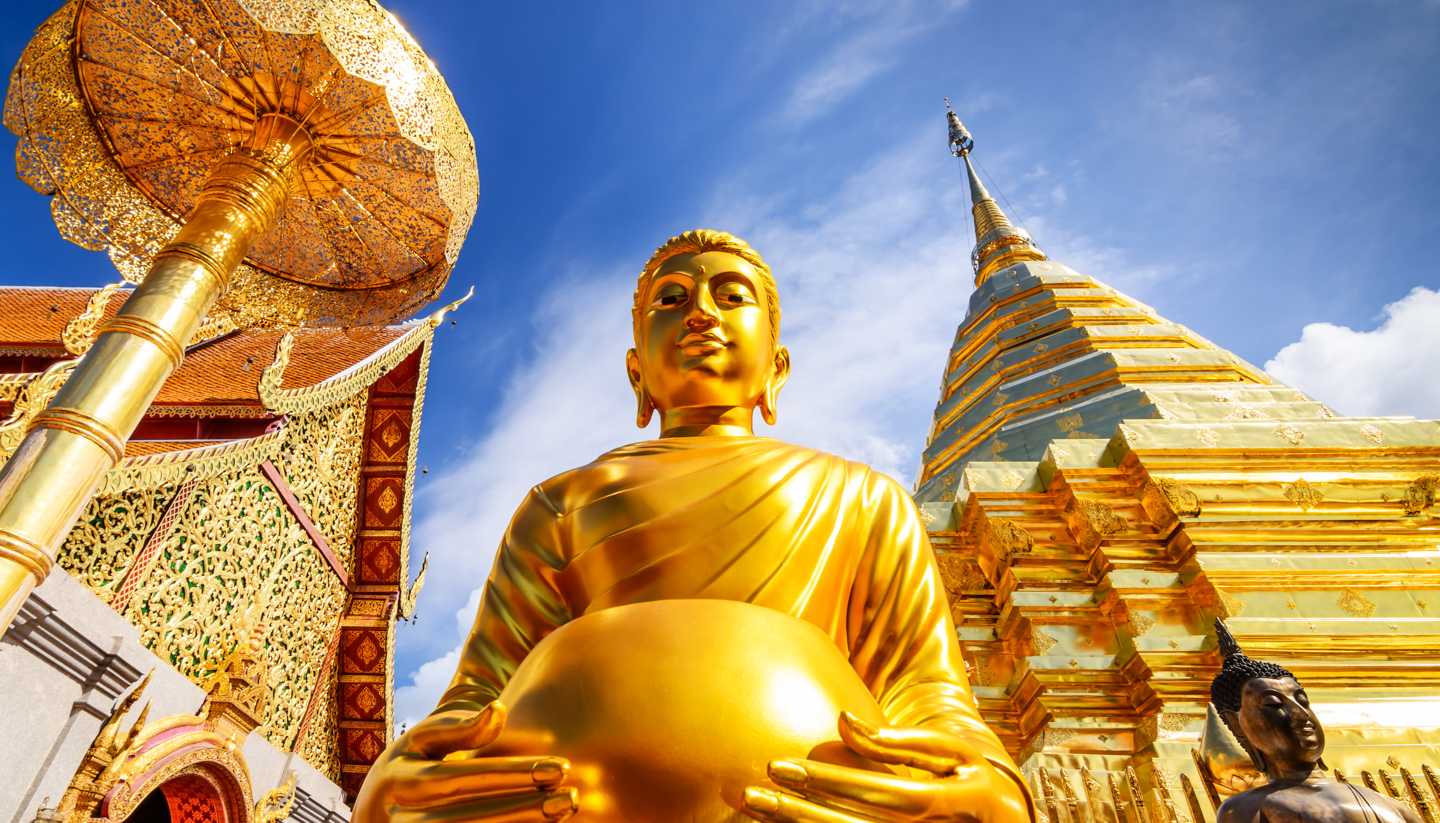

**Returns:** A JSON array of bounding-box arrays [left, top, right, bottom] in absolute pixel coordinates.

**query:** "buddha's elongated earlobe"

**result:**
[[626, 349, 654, 429], [759, 346, 791, 427], [760, 383, 778, 426], [635, 386, 655, 428]]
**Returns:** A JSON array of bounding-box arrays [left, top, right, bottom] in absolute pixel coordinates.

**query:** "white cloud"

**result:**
[[778, 0, 969, 125], [1265, 286, 1440, 418]]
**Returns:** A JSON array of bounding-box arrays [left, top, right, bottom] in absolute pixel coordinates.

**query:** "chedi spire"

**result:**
[[946, 100, 1046, 286]]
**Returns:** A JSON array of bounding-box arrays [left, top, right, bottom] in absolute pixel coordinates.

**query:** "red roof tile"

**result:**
[[0, 287, 407, 408]]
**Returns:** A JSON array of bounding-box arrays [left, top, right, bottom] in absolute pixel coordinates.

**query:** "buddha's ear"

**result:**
[[760, 346, 791, 426], [1219, 708, 1265, 773], [626, 348, 654, 429]]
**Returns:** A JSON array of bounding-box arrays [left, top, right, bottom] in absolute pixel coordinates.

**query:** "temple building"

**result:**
[[0, 284, 456, 821], [920, 110, 1440, 822]]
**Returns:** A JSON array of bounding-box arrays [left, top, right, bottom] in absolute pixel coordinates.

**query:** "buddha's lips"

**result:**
[[679, 333, 725, 352]]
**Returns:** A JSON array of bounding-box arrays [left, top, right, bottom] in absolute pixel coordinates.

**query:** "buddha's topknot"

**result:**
[[1209, 618, 1295, 714]]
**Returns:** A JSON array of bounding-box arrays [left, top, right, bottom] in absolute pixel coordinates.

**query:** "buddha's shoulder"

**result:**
[[527, 437, 902, 514]]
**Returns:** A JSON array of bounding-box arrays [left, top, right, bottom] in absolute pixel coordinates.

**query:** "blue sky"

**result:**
[[2, 0, 1438, 727]]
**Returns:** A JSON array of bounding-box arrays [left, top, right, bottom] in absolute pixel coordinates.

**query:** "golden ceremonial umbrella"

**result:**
[[0, 0, 478, 632]]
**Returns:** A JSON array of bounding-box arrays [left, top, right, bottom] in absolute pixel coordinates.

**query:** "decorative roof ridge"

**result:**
[[0, 284, 122, 292], [97, 426, 288, 496], [259, 288, 473, 415]]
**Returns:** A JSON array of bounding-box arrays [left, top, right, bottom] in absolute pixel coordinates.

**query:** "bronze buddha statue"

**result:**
[[353, 230, 1031, 822], [1211, 619, 1420, 823]]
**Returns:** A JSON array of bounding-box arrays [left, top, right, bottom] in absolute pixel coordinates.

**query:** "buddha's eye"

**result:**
[[714, 280, 756, 307], [652, 283, 688, 308], [1296, 691, 1310, 707]]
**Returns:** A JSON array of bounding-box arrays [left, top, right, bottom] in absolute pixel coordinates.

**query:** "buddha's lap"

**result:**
[[479, 599, 893, 821]]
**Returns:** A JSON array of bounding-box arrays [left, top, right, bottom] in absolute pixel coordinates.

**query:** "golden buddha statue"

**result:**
[[1210, 620, 1421, 823], [354, 230, 1031, 823]]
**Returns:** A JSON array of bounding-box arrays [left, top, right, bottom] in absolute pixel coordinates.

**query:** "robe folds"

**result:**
[[440, 434, 1021, 784]]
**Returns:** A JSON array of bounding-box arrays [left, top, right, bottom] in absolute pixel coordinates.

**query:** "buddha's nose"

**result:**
[[686, 296, 720, 330]]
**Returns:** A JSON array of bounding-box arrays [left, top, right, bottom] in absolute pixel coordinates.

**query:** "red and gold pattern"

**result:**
[[162, 774, 226, 823], [337, 347, 425, 798]]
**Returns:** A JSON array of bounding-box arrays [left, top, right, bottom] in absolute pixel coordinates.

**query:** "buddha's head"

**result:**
[[1210, 619, 1325, 780], [628, 229, 790, 432]]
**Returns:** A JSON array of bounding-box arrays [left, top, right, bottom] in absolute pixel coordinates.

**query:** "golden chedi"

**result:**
[[354, 230, 1031, 822]]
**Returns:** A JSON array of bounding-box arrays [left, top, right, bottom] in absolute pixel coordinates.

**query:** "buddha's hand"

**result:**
[[352, 700, 578, 822], [742, 712, 1030, 823]]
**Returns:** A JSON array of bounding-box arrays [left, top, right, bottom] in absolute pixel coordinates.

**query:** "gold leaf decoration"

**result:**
[[1080, 500, 1127, 538], [1031, 625, 1058, 655], [1404, 475, 1439, 516], [1337, 589, 1377, 618], [1130, 613, 1157, 637], [1283, 478, 1324, 511], [988, 518, 1036, 564], [1275, 424, 1306, 446]]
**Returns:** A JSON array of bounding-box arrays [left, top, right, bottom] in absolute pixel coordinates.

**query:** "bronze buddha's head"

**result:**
[[1210, 619, 1325, 779], [627, 229, 790, 430]]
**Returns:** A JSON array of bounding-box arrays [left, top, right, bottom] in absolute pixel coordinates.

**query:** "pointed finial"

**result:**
[[943, 101, 1046, 286], [94, 671, 152, 754], [946, 98, 973, 158], [121, 701, 153, 752]]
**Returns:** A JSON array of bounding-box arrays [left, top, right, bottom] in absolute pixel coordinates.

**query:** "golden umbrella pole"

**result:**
[[0, 116, 312, 631], [0, 0, 479, 636]]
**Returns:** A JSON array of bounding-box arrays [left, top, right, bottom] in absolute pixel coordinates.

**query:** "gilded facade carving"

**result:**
[[121, 462, 346, 746], [56, 483, 177, 603], [0, 358, 77, 462], [277, 395, 367, 569], [296, 653, 341, 778]]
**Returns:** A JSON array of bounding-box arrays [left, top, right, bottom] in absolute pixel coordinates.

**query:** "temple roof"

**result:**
[[0, 286, 407, 410]]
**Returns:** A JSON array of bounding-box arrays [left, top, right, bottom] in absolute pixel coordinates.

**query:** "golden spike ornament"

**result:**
[[0, 0, 477, 634], [945, 100, 1046, 286]]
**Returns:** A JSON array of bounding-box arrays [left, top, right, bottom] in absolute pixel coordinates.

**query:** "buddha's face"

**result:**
[[628, 250, 786, 417], [1236, 676, 1324, 771]]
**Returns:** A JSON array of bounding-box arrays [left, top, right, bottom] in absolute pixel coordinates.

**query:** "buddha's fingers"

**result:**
[[391, 787, 578, 823], [411, 701, 509, 759], [742, 787, 878, 823], [393, 756, 571, 807], [769, 758, 941, 819], [838, 712, 973, 775]]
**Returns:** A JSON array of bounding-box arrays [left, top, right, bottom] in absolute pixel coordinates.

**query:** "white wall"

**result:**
[[0, 569, 348, 823]]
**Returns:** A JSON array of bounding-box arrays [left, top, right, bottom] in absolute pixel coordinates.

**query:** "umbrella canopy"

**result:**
[[5, 0, 478, 327]]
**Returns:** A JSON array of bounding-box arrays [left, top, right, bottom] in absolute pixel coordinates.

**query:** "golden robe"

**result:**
[[441, 435, 1017, 778]]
